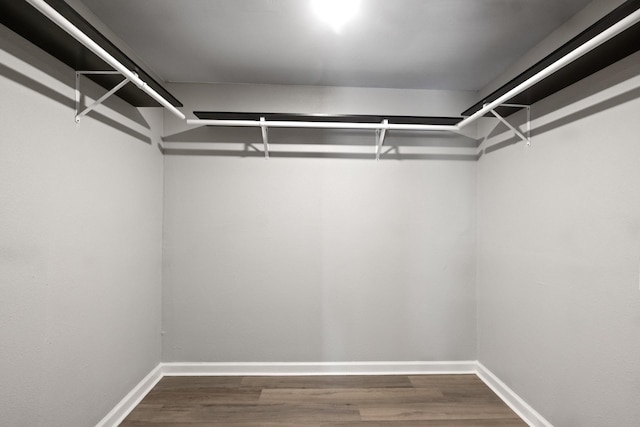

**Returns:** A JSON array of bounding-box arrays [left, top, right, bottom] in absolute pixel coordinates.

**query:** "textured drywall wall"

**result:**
[[161, 83, 478, 362], [476, 31, 640, 427], [0, 24, 164, 427]]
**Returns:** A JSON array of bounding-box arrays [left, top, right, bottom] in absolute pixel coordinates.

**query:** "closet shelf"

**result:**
[[0, 0, 182, 111], [193, 112, 462, 127]]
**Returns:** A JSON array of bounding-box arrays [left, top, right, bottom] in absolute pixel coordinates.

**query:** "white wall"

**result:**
[[476, 1, 640, 424], [161, 83, 478, 362], [0, 25, 164, 427]]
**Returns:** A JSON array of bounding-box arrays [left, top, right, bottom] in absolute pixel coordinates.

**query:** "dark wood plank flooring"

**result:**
[[120, 374, 527, 426]]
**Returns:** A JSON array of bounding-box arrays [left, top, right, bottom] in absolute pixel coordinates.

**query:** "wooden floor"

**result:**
[[120, 374, 527, 426]]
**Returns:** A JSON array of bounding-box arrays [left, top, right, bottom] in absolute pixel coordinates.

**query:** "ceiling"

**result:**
[[81, 0, 594, 91]]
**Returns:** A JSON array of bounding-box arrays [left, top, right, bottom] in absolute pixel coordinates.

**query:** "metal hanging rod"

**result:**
[[185, 118, 458, 132], [24, 0, 185, 120]]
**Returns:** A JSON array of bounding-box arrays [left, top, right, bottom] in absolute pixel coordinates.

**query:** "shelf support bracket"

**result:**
[[260, 117, 269, 159], [488, 104, 531, 146], [75, 71, 131, 123], [375, 119, 389, 160]]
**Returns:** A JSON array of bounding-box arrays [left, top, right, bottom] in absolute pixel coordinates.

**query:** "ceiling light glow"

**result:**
[[312, 0, 360, 33]]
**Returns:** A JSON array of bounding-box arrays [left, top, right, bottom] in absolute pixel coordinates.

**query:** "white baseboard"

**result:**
[[96, 361, 552, 427], [95, 364, 163, 427], [161, 360, 477, 376], [476, 362, 553, 427]]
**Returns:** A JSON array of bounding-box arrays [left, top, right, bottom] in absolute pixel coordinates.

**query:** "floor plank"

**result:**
[[241, 375, 414, 389], [358, 401, 522, 421], [119, 374, 527, 426], [323, 421, 527, 426], [259, 387, 444, 405]]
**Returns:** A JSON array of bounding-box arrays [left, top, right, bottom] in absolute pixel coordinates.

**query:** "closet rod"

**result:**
[[457, 6, 640, 128], [185, 119, 457, 132], [24, 0, 185, 120]]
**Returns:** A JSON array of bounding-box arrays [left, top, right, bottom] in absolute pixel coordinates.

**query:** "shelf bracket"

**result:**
[[75, 71, 131, 123], [375, 119, 389, 160], [488, 104, 531, 147], [260, 117, 269, 159]]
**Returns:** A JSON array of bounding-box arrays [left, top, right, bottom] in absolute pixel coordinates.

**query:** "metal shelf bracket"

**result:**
[[75, 70, 131, 123], [375, 119, 389, 160], [260, 116, 269, 159], [488, 103, 531, 147]]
